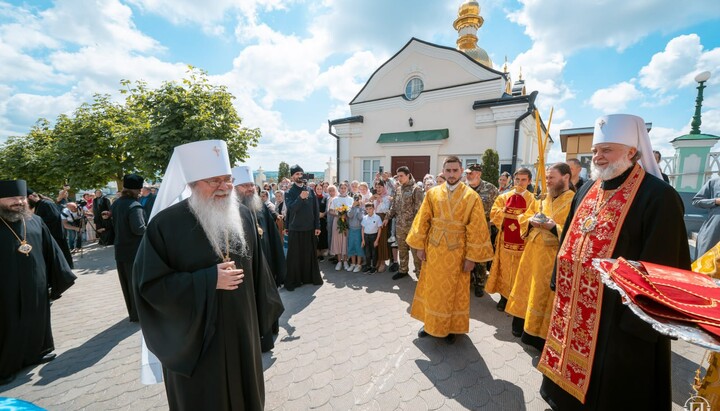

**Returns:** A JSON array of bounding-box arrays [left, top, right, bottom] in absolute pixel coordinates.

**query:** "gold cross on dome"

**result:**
[[212, 146, 221, 157]]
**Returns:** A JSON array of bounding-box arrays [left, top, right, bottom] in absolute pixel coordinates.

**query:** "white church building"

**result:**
[[329, 1, 550, 183]]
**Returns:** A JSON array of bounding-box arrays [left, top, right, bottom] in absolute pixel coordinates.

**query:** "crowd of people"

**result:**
[[1, 113, 714, 410]]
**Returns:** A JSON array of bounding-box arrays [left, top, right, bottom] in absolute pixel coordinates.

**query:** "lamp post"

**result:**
[[690, 71, 711, 135]]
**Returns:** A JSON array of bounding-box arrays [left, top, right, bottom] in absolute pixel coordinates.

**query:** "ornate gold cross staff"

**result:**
[[530, 107, 553, 223]]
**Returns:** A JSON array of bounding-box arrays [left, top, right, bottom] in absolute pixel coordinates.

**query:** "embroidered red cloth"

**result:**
[[538, 163, 645, 403], [501, 193, 527, 252], [604, 258, 720, 338]]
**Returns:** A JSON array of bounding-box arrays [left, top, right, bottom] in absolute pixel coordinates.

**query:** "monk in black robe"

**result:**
[[541, 115, 691, 410], [27, 189, 73, 268], [93, 190, 114, 246], [0, 180, 76, 385], [284, 164, 322, 291], [233, 175, 285, 353], [134, 178, 283, 410]]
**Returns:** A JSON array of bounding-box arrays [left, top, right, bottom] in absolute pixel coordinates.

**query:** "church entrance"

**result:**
[[391, 156, 430, 180]]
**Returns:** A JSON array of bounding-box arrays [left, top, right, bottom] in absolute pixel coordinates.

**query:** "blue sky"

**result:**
[[1, 0, 719, 173]]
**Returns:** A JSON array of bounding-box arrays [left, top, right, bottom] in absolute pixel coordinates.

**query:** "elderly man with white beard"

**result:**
[[232, 165, 285, 353], [133, 140, 283, 411], [537, 115, 691, 411]]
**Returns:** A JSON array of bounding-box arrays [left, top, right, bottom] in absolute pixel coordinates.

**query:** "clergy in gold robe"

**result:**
[[690, 241, 720, 409], [407, 156, 494, 344], [505, 163, 574, 346], [486, 168, 535, 312]]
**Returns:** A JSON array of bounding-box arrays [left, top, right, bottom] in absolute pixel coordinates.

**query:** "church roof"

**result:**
[[671, 133, 720, 142], [349, 37, 506, 105]]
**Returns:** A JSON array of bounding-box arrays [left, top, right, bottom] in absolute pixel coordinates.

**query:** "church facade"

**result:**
[[329, 1, 550, 183]]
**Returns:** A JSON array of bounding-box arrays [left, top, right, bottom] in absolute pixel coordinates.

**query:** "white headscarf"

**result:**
[[592, 114, 662, 179]]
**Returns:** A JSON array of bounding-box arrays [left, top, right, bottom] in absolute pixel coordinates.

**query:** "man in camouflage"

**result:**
[[383, 166, 424, 280], [465, 163, 499, 297]]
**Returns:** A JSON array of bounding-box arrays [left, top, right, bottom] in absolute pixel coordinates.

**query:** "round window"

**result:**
[[404, 77, 424, 100]]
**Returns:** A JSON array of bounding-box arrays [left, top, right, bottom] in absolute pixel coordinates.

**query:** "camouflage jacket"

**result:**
[[385, 177, 424, 229], [470, 180, 499, 220]]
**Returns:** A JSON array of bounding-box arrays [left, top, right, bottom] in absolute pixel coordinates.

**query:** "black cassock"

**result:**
[[133, 200, 283, 411], [249, 203, 286, 352], [543, 167, 691, 411], [33, 197, 73, 268], [0, 215, 76, 380]]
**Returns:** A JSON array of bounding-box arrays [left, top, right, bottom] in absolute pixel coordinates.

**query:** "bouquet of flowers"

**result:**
[[336, 204, 350, 235]]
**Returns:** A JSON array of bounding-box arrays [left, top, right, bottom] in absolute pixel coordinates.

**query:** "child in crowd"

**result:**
[[329, 182, 353, 270], [346, 194, 365, 272], [361, 202, 383, 274]]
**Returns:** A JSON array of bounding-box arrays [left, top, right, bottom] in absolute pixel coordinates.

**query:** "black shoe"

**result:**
[[369, 268, 377, 274], [0, 373, 15, 386], [392, 272, 408, 280], [511, 316, 525, 337], [496, 296, 507, 312], [474, 286, 484, 297], [418, 327, 429, 338], [317, 256, 325, 262], [34, 352, 56, 365], [445, 334, 456, 344], [389, 262, 399, 272], [329, 257, 338, 264], [363, 266, 372, 272]]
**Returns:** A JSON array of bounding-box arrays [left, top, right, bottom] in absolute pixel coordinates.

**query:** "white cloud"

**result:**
[[315, 50, 387, 102], [639, 34, 705, 93], [41, 0, 161, 53], [509, 44, 574, 117], [2, 92, 80, 127], [588, 82, 643, 113], [508, 0, 720, 54]]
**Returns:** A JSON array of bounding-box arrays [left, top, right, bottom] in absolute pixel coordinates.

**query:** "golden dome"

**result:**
[[453, 1, 492, 68]]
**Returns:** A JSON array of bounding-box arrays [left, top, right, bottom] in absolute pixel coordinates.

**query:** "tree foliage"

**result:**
[[278, 161, 290, 181], [125, 67, 261, 181], [481, 149, 500, 186], [0, 66, 261, 193]]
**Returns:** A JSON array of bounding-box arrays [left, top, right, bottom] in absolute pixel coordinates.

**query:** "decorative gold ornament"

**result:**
[[1, 216, 32, 256]]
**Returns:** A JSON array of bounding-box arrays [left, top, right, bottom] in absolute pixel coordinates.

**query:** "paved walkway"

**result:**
[[0, 244, 707, 410]]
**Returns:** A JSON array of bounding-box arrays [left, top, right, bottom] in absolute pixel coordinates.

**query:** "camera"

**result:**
[[378, 166, 384, 173], [353, 194, 362, 202], [300, 173, 315, 183]]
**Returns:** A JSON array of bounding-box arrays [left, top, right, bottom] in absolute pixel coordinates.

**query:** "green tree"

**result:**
[[0, 119, 62, 195], [126, 66, 261, 181], [278, 161, 290, 181], [53, 95, 139, 190], [481, 149, 500, 186]]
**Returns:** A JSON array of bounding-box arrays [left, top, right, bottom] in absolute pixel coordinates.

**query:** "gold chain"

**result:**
[[0, 216, 32, 256]]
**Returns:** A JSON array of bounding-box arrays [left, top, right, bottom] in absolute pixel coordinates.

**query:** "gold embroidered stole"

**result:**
[[537, 164, 645, 403]]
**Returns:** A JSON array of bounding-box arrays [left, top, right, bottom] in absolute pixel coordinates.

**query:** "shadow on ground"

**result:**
[[414, 335, 527, 410], [321, 260, 416, 312], [33, 319, 140, 386]]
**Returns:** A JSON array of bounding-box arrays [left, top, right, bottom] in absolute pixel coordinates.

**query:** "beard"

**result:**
[[548, 180, 567, 198], [188, 188, 248, 259], [591, 156, 633, 181], [0, 202, 33, 222], [239, 192, 263, 212]]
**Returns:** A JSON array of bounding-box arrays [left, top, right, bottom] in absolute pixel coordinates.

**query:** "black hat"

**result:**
[[26, 187, 35, 196], [123, 174, 144, 190], [0, 179, 27, 199], [464, 163, 483, 173], [290, 164, 304, 175]]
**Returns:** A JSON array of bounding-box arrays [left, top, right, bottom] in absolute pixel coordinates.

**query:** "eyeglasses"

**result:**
[[200, 176, 234, 188]]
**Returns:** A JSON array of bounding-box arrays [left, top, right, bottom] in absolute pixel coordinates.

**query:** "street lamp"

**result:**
[[690, 71, 712, 135]]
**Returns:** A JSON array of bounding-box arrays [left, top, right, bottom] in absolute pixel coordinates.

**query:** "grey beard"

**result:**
[[591, 157, 633, 181], [239, 192, 263, 212], [0, 204, 32, 222], [188, 189, 248, 259]]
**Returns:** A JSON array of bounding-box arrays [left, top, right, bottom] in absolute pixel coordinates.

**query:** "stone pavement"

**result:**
[[0, 244, 708, 410]]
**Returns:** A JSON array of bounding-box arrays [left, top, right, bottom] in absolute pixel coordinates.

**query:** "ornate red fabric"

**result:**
[[501, 193, 527, 252], [606, 258, 720, 338]]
